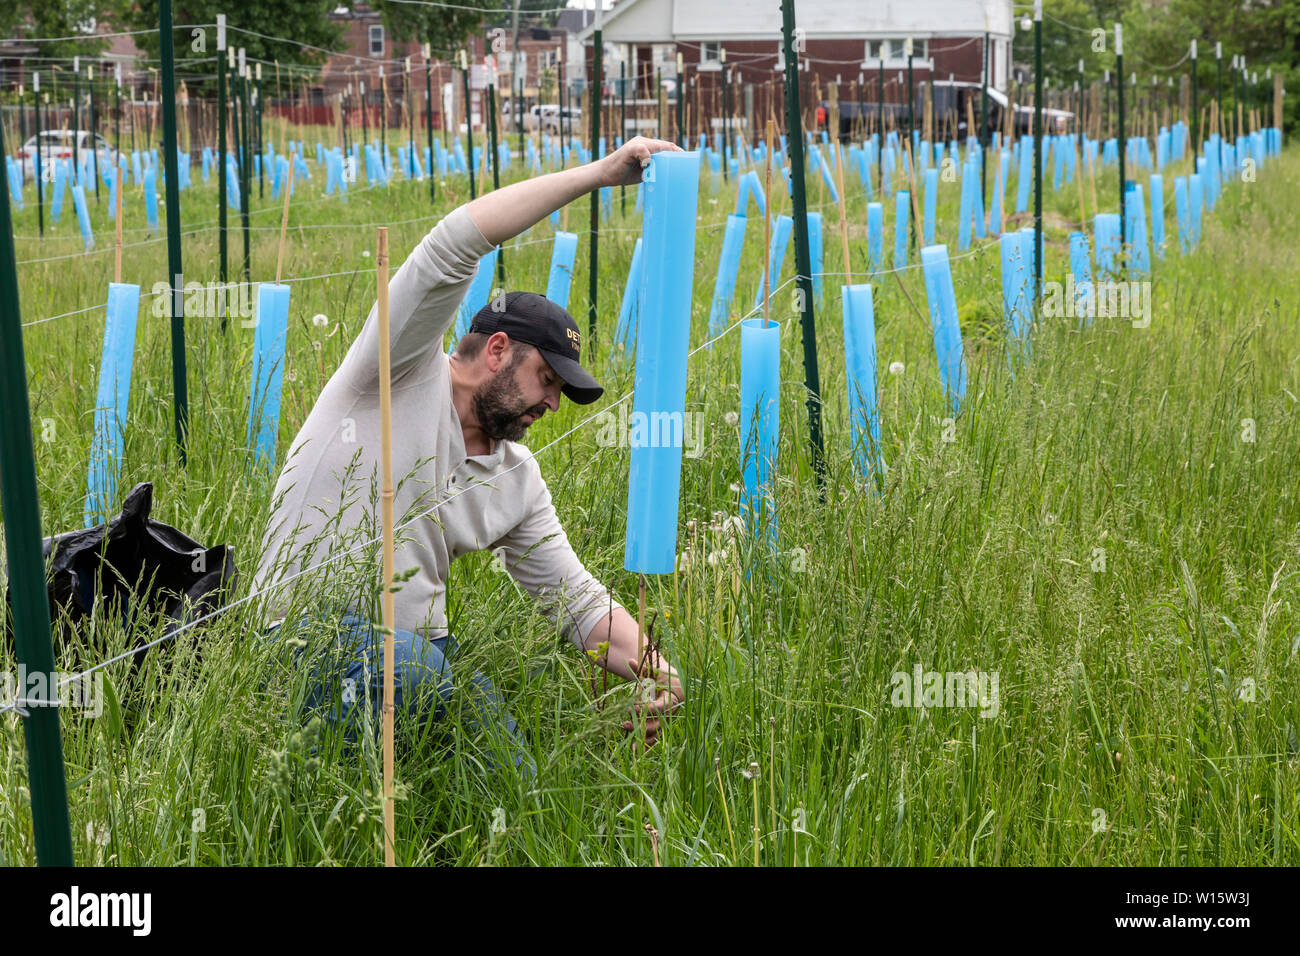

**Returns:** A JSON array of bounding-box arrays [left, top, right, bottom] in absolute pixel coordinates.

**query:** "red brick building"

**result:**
[[311, 4, 590, 133]]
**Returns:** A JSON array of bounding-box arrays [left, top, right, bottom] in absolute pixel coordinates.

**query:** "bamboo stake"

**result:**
[[993, 140, 1005, 235], [114, 163, 124, 283], [375, 226, 396, 869], [902, 139, 922, 250], [763, 119, 774, 329], [276, 60, 287, 155], [275, 156, 294, 284], [1087, 136, 1099, 221], [180, 81, 190, 155], [636, 574, 647, 698], [833, 141, 851, 283], [1005, 90, 1014, 148], [693, 73, 701, 143], [817, 138, 824, 209], [768, 715, 777, 861], [1074, 140, 1087, 233]]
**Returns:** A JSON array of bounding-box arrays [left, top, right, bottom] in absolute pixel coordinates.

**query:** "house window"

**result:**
[[369, 25, 385, 58], [700, 42, 720, 64], [865, 39, 927, 63]]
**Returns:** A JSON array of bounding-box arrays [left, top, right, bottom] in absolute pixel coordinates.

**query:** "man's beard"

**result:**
[[471, 352, 548, 443]]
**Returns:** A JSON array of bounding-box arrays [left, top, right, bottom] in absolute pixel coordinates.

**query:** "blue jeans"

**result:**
[[266, 611, 536, 779]]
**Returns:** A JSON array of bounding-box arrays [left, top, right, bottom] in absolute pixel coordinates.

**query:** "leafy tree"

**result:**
[[4, 1, 131, 63], [369, 0, 497, 60], [504, 0, 566, 30], [1009, 0, 1297, 132], [125, 0, 346, 95]]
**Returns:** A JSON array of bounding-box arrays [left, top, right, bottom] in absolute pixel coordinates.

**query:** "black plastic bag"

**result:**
[[3, 482, 237, 661]]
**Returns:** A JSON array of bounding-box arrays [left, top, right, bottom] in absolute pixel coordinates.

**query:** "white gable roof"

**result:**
[[579, 0, 1015, 42]]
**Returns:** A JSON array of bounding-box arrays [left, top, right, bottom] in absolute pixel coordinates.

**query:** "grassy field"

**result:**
[[2, 132, 1298, 865]]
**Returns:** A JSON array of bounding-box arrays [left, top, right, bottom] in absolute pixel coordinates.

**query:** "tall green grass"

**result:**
[[2, 138, 1297, 865]]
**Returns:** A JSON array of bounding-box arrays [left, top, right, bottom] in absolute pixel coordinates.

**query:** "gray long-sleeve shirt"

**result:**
[[252, 205, 626, 648]]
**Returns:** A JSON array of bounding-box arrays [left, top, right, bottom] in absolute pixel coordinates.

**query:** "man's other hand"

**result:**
[[597, 135, 685, 188], [621, 676, 684, 754]]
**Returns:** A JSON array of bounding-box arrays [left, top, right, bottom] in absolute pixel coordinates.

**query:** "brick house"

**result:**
[[312, 4, 591, 134], [574, 0, 1017, 140]]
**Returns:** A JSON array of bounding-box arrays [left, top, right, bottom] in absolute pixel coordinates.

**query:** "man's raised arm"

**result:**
[[463, 136, 682, 247]]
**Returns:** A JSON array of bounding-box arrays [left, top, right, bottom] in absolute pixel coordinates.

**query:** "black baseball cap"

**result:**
[[469, 291, 604, 405]]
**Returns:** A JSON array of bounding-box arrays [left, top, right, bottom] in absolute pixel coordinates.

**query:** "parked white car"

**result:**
[[530, 104, 581, 135], [15, 130, 118, 183]]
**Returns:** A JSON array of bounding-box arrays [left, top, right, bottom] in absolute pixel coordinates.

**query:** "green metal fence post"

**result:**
[[1117, 23, 1126, 271], [462, 51, 476, 198], [1191, 40, 1198, 159], [425, 46, 436, 206], [488, 82, 505, 286], [781, 0, 827, 497], [588, 9, 602, 347], [160, 0, 189, 464], [0, 87, 76, 871], [1033, 1, 1043, 305], [217, 17, 228, 295]]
